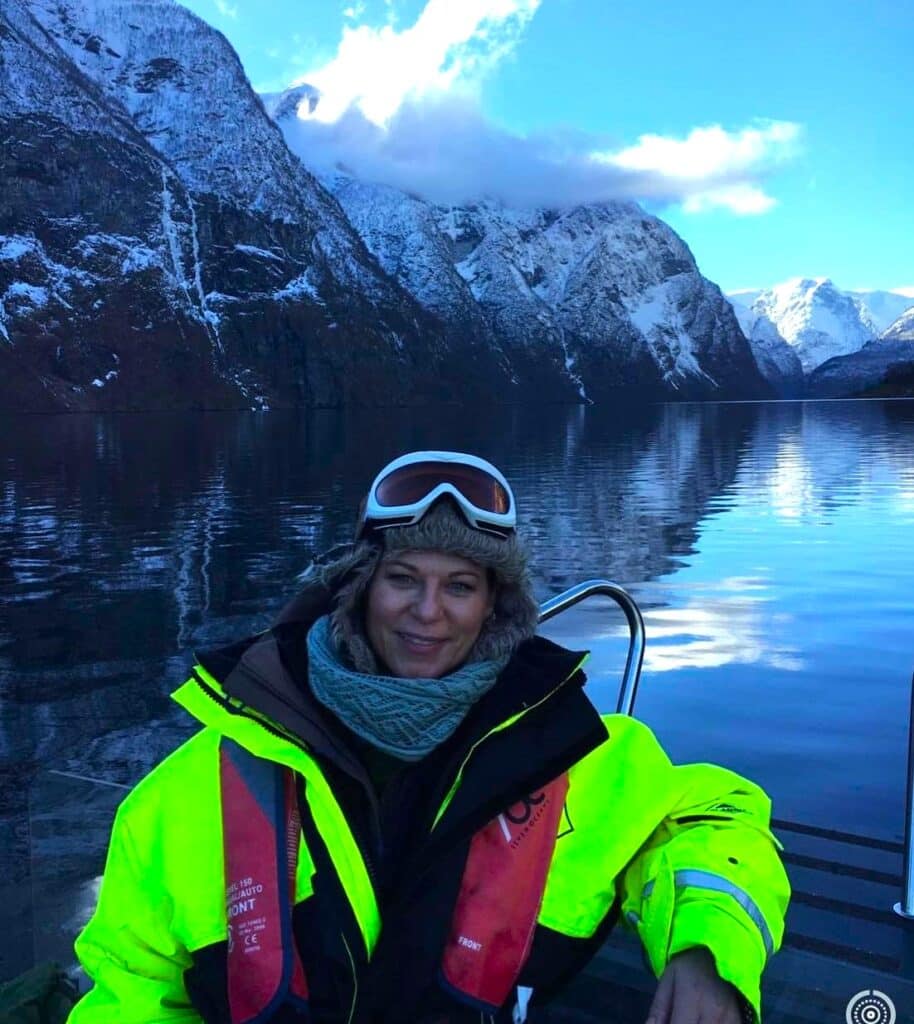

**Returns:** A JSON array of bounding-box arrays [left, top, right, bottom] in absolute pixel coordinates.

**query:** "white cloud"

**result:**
[[213, 0, 238, 19], [599, 122, 800, 216], [682, 184, 778, 216], [890, 286, 914, 298], [299, 0, 540, 125], [283, 99, 802, 212], [278, 2, 800, 213], [603, 122, 800, 181]]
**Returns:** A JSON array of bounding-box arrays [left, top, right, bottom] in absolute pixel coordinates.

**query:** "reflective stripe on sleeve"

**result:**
[[641, 870, 774, 958]]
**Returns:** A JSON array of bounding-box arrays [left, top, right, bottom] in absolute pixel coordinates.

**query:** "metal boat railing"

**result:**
[[541, 581, 914, 927], [895, 671, 914, 921], [537, 579, 645, 717]]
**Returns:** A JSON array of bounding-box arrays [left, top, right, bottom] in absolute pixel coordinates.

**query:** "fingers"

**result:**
[[645, 970, 674, 1024]]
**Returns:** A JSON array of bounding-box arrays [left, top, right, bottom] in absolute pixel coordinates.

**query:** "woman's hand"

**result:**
[[645, 946, 746, 1024]]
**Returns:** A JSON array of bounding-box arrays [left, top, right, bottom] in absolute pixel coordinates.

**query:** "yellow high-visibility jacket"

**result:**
[[70, 630, 790, 1023]]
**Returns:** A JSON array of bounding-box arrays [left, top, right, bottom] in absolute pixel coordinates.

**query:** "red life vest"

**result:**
[[220, 741, 309, 1023], [440, 775, 569, 1011], [219, 739, 567, 1021]]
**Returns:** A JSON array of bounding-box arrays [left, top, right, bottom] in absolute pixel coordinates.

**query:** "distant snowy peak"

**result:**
[[728, 289, 762, 310], [727, 279, 914, 376], [762, 276, 877, 337], [727, 277, 894, 374], [806, 300, 914, 397]]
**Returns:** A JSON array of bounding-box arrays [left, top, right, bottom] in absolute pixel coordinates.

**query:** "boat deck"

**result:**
[[543, 817, 914, 1023]]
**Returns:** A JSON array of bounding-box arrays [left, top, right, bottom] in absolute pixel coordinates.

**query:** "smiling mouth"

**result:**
[[397, 631, 447, 648]]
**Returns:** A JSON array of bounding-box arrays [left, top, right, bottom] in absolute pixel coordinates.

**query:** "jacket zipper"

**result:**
[[430, 657, 588, 833], [341, 930, 358, 1024]]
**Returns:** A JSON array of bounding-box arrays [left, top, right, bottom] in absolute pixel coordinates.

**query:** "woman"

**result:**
[[70, 451, 789, 1024]]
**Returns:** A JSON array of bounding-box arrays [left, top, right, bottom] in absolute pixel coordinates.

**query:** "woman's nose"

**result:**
[[412, 583, 443, 621]]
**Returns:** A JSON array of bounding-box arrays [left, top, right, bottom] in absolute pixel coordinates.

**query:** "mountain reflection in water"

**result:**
[[2, 399, 913, 979]]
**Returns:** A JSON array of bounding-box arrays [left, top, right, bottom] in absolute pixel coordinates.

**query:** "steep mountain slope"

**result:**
[[25, 0, 372, 278], [3, 0, 770, 410], [884, 306, 914, 342], [310, 168, 770, 401], [3, 0, 515, 411], [0, 0, 239, 410], [730, 302, 804, 397]]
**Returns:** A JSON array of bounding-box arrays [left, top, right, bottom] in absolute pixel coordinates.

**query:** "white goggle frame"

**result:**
[[361, 450, 516, 538]]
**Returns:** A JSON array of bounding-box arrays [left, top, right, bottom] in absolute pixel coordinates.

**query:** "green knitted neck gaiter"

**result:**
[[306, 615, 507, 762]]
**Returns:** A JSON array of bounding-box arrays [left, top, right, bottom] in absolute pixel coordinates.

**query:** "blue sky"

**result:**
[[182, 0, 912, 294]]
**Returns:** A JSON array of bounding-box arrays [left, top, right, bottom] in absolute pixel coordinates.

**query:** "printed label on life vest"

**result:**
[[226, 876, 267, 953], [220, 741, 310, 1021], [497, 791, 547, 847]]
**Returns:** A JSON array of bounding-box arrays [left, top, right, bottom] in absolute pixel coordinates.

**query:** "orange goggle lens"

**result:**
[[374, 462, 511, 515]]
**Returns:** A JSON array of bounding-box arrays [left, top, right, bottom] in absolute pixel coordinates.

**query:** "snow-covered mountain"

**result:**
[[884, 306, 914, 342], [735, 278, 878, 372], [0, 0, 234, 408], [3, 0, 524, 411], [727, 279, 914, 393], [849, 290, 914, 334], [729, 302, 804, 397], [729, 284, 913, 338], [14, 0, 907, 408], [270, 98, 769, 402]]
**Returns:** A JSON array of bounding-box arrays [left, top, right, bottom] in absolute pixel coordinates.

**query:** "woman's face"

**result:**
[[365, 550, 495, 679]]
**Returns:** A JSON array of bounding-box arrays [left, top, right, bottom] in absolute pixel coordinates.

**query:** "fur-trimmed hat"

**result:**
[[312, 499, 539, 674]]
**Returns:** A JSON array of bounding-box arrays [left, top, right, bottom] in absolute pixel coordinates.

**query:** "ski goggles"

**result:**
[[359, 451, 516, 539]]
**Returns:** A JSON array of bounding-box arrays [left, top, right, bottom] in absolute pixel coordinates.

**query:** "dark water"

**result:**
[[2, 399, 914, 980]]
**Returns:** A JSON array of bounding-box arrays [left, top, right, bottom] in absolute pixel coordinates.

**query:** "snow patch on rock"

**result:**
[[625, 278, 715, 387], [274, 271, 324, 304]]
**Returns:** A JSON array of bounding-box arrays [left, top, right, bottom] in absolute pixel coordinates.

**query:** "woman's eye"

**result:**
[[449, 581, 475, 594], [388, 573, 414, 584]]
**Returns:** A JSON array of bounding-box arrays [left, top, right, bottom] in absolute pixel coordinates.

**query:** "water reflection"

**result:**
[[2, 399, 914, 978], [639, 579, 804, 674]]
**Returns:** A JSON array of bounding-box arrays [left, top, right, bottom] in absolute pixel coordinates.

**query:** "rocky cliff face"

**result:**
[[0, 0, 232, 410], [2, 0, 771, 411], [295, 152, 771, 403], [2, 0, 512, 411]]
